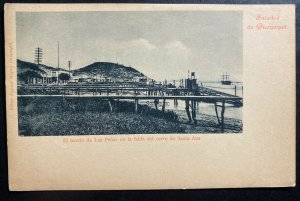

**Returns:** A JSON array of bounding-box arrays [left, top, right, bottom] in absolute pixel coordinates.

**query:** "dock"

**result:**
[[18, 83, 243, 132]]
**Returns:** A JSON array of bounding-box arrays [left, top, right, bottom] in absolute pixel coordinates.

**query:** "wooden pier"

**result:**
[[18, 83, 242, 105], [18, 82, 243, 132], [18, 92, 242, 132]]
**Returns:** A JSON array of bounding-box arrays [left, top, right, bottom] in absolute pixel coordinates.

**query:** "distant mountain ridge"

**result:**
[[17, 59, 149, 82]]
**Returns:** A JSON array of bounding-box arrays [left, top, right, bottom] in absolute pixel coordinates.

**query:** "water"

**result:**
[[175, 100, 241, 120], [200, 81, 243, 97], [140, 99, 242, 121], [139, 81, 243, 120]]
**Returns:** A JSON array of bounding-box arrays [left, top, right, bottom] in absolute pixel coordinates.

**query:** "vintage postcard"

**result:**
[[5, 4, 295, 190]]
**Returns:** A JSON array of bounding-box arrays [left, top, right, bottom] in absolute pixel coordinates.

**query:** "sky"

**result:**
[[16, 11, 242, 82]]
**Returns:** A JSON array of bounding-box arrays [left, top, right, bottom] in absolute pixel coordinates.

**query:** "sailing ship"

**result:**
[[221, 72, 232, 85]]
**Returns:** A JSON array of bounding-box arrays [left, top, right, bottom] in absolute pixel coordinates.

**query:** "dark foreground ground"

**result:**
[[18, 97, 242, 135]]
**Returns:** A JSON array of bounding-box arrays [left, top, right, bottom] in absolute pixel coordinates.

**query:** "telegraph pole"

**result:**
[[34, 47, 43, 65], [57, 42, 59, 84], [57, 42, 60, 69], [68, 61, 71, 77]]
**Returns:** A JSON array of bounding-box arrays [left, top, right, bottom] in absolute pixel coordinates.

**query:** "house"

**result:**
[[39, 66, 70, 84], [18, 70, 45, 84]]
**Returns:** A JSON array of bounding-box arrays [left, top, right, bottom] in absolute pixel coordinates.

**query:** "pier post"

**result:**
[[185, 99, 192, 123], [234, 85, 237, 96], [135, 98, 138, 113], [242, 86, 243, 97], [221, 100, 225, 132], [162, 99, 166, 113], [108, 99, 113, 112], [214, 102, 221, 125], [154, 99, 159, 110], [191, 101, 197, 125]]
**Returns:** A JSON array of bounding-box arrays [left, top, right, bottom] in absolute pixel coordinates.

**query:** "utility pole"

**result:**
[[57, 42, 59, 84], [92, 67, 94, 83], [34, 47, 43, 65], [57, 42, 60, 69], [68, 61, 71, 77]]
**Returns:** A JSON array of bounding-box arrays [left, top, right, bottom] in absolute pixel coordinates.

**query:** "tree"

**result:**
[[58, 73, 70, 82]]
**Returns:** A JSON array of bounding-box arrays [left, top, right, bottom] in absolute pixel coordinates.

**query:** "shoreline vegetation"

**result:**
[[18, 97, 242, 136]]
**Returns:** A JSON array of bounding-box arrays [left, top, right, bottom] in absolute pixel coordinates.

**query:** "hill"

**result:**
[[17, 59, 67, 74], [17, 60, 47, 82], [17, 60, 46, 75], [73, 62, 147, 81], [17, 60, 149, 82]]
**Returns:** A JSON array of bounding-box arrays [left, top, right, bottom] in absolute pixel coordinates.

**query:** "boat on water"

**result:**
[[221, 72, 232, 85]]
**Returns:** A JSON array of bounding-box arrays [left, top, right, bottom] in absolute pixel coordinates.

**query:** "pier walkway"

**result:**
[[18, 83, 243, 132]]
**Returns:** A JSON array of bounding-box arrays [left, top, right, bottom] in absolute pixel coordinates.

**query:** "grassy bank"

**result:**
[[18, 97, 185, 135]]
